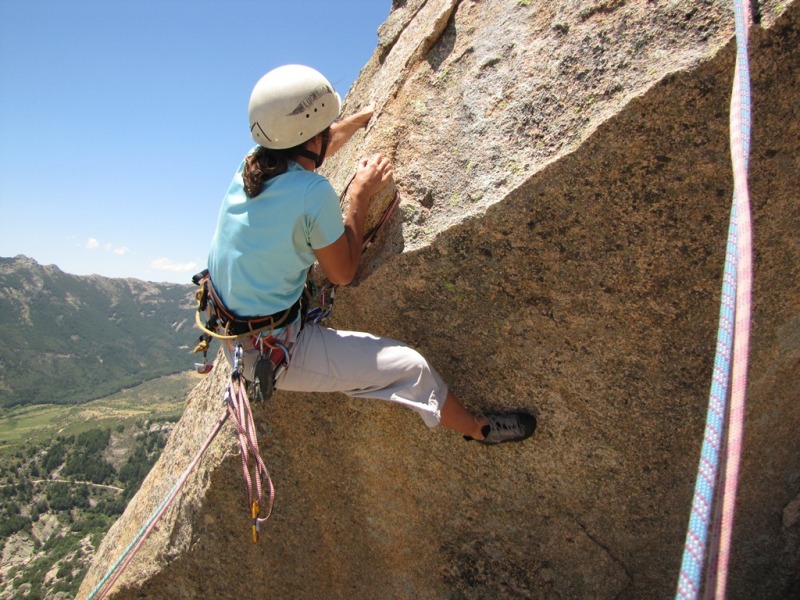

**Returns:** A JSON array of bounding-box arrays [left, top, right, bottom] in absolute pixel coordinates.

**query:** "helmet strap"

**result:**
[[294, 147, 323, 168], [294, 128, 331, 169], [317, 128, 331, 168]]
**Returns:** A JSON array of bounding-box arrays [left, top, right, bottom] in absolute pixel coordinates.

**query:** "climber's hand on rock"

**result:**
[[352, 153, 393, 202], [353, 103, 375, 129], [328, 104, 376, 155]]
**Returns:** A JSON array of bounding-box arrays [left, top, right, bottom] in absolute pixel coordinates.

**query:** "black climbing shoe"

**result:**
[[464, 412, 537, 445]]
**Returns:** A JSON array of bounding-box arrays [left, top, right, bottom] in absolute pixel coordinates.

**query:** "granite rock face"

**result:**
[[80, 1, 799, 599]]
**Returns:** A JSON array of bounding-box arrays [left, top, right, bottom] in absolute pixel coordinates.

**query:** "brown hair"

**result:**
[[242, 126, 332, 197], [242, 146, 294, 197]]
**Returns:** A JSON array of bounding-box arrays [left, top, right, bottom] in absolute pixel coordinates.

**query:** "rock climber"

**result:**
[[205, 64, 536, 445]]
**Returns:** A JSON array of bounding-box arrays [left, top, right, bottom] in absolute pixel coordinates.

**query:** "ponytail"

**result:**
[[243, 147, 292, 197], [243, 127, 331, 197]]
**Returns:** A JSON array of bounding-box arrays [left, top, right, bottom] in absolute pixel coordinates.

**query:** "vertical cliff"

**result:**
[[80, 1, 799, 598]]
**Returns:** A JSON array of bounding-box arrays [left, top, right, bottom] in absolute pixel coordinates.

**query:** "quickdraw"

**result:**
[[304, 276, 336, 325], [225, 344, 275, 541]]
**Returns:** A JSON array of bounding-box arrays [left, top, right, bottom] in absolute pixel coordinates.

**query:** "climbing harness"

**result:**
[[192, 267, 296, 400], [676, 2, 753, 599], [193, 269, 303, 342]]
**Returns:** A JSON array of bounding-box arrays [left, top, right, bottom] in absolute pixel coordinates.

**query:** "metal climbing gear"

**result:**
[[252, 355, 274, 403], [304, 277, 336, 325], [249, 334, 290, 403], [226, 343, 275, 541], [192, 333, 214, 373], [251, 500, 261, 543]]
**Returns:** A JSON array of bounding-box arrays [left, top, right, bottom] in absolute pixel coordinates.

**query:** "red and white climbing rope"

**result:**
[[225, 345, 275, 542], [714, 0, 754, 595], [87, 410, 230, 600], [676, 2, 753, 598]]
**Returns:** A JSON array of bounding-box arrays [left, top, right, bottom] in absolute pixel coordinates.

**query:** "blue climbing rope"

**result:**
[[86, 411, 229, 600], [676, 1, 753, 598]]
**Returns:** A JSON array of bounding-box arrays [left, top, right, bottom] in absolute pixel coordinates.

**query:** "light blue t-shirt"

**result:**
[[208, 158, 344, 317]]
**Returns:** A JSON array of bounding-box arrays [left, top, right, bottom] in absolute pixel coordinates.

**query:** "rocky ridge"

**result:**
[[0, 255, 195, 408]]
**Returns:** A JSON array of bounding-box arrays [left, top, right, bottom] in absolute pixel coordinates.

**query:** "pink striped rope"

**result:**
[[88, 410, 230, 599], [676, 2, 753, 597], [224, 377, 275, 538], [714, 0, 753, 596], [89, 354, 278, 598]]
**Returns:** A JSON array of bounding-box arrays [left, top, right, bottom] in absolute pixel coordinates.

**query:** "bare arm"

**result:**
[[314, 153, 393, 285], [327, 104, 374, 157]]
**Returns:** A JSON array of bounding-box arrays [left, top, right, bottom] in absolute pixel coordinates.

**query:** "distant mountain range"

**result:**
[[0, 255, 199, 408]]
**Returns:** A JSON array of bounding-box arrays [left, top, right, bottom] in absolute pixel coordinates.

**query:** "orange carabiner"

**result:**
[[251, 500, 260, 543]]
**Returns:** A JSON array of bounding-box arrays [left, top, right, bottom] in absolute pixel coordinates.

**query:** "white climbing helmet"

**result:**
[[248, 64, 341, 150]]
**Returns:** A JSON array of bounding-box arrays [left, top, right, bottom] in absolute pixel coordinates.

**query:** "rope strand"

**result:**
[[87, 411, 229, 600], [676, 2, 753, 598], [714, 1, 753, 596], [224, 376, 275, 530]]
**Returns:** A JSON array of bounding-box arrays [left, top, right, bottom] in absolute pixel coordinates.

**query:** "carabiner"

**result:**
[[251, 500, 261, 543], [233, 344, 244, 380]]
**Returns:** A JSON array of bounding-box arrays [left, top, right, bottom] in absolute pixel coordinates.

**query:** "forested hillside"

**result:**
[[0, 255, 197, 408], [1, 419, 176, 598]]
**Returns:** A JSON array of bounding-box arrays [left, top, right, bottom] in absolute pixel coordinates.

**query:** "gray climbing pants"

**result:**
[[222, 320, 447, 428]]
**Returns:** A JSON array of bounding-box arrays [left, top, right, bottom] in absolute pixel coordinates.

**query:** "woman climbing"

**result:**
[[206, 64, 536, 445]]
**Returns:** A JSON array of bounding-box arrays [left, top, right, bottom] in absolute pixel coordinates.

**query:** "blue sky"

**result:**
[[0, 0, 390, 283]]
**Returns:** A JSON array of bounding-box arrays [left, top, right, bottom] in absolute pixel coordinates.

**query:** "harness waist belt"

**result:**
[[224, 300, 302, 335], [202, 272, 302, 335]]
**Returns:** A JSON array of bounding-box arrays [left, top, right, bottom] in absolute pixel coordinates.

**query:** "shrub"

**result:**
[[0, 514, 30, 537], [61, 429, 116, 484]]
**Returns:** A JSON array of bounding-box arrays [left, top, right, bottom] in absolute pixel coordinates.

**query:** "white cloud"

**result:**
[[150, 257, 198, 273], [84, 238, 130, 256]]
